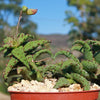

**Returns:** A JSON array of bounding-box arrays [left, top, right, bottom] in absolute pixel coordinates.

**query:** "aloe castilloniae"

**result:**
[[1, 6, 100, 91]]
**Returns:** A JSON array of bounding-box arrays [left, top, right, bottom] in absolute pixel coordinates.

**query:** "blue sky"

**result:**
[[22, 0, 72, 35]]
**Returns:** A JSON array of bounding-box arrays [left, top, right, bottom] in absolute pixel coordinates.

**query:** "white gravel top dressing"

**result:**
[[8, 79, 100, 92]]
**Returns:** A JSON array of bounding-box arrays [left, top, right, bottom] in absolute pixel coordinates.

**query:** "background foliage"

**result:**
[[65, 0, 100, 40]]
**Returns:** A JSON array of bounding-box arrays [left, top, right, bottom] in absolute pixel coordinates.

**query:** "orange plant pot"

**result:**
[[9, 90, 100, 100]]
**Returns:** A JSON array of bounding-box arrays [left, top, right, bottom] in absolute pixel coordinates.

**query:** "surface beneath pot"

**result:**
[[0, 92, 10, 100]]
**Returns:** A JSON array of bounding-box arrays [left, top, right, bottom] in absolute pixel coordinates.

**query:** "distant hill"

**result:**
[[38, 34, 82, 58], [39, 34, 69, 49]]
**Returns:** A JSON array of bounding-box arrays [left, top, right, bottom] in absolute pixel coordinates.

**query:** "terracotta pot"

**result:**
[[9, 90, 100, 100]]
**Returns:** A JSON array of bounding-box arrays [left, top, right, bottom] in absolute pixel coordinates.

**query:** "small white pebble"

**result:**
[[69, 84, 83, 91], [90, 83, 100, 90], [49, 89, 59, 92], [21, 80, 30, 87], [59, 88, 70, 92]]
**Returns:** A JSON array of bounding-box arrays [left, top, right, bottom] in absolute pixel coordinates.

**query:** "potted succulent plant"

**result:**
[[0, 6, 100, 100]]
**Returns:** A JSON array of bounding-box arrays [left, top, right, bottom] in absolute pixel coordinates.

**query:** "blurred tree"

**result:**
[[65, 0, 100, 40], [0, 0, 37, 43]]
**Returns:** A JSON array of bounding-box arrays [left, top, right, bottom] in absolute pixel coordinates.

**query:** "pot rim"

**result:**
[[8, 89, 100, 94]]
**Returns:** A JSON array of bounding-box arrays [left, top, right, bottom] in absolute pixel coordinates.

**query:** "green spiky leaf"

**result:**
[[71, 73, 90, 91], [26, 55, 38, 71], [17, 33, 33, 46], [54, 50, 80, 63], [17, 67, 32, 80], [0, 47, 5, 52], [24, 40, 50, 52], [33, 49, 53, 60], [82, 60, 98, 73], [54, 77, 74, 89], [12, 46, 30, 69], [73, 40, 93, 60], [3, 57, 18, 80]]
